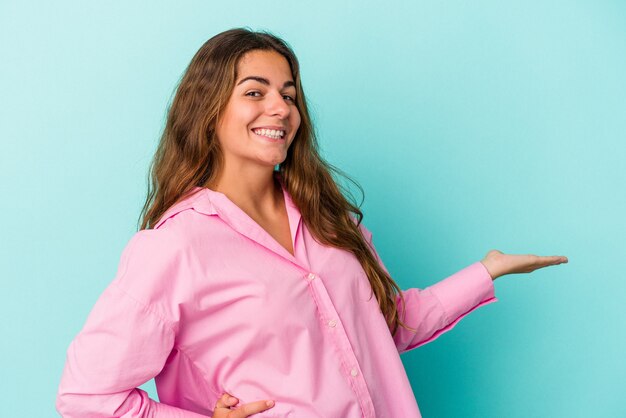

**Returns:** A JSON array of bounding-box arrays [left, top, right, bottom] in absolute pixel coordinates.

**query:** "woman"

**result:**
[[56, 28, 568, 418]]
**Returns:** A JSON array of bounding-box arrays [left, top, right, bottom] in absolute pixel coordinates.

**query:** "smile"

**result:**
[[252, 128, 285, 140]]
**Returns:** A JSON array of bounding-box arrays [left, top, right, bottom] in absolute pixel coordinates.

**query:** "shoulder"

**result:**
[[112, 188, 218, 301], [112, 228, 183, 301], [153, 186, 217, 230], [121, 187, 220, 266]]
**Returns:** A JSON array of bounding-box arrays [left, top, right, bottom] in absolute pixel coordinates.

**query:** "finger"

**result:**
[[535, 255, 568, 267], [214, 393, 239, 410], [228, 400, 275, 418], [543, 255, 568, 264]]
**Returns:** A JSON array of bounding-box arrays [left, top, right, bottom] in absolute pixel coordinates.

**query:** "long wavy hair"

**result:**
[[138, 28, 414, 336]]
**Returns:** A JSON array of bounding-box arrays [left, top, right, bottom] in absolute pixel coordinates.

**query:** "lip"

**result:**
[[251, 125, 287, 132]]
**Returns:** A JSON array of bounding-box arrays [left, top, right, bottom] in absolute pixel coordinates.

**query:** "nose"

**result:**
[[265, 91, 290, 119]]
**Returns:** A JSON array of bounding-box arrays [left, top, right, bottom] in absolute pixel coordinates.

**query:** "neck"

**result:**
[[207, 162, 283, 217]]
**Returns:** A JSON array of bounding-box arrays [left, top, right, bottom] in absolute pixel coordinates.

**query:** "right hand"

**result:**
[[212, 392, 275, 417], [481, 249, 568, 280]]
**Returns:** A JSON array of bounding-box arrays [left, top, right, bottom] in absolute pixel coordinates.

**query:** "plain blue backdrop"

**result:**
[[1, 1, 624, 417]]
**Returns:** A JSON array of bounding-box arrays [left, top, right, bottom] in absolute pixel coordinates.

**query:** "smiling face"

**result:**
[[215, 49, 301, 172]]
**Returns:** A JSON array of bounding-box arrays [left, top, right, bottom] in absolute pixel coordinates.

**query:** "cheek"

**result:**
[[217, 107, 256, 145], [238, 105, 261, 128], [291, 110, 302, 132], [224, 100, 259, 126]]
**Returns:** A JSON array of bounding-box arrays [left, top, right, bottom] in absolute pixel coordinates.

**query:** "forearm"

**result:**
[[57, 387, 209, 418], [393, 261, 498, 353]]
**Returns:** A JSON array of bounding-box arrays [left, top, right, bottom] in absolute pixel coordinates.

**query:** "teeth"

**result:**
[[253, 128, 285, 139]]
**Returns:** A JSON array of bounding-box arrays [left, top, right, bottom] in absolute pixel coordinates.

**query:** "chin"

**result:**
[[261, 153, 288, 167]]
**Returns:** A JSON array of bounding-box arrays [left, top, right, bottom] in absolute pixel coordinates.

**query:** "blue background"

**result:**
[[1, 1, 624, 417]]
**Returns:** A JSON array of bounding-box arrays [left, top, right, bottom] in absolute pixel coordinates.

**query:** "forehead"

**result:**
[[236, 50, 293, 82]]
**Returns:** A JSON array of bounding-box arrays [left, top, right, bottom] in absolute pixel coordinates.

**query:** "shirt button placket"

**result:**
[[303, 270, 376, 417]]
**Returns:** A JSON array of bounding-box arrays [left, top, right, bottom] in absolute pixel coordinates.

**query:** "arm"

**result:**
[[56, 282, 208, 417], [392, 262, 497, 353], [399, 248, 569, 351], [357, 223, 498, 354], [56, 233, 208, 418]]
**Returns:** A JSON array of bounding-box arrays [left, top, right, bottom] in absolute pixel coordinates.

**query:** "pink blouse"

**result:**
[[56, 175, 498, 417]]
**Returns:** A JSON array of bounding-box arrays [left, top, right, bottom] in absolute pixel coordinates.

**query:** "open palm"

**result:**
[[481, 249, 568, 280]]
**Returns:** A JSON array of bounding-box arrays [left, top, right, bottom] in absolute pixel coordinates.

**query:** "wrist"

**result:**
[[480, 259, 499, 281]]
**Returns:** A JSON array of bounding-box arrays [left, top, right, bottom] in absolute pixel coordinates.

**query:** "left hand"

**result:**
[[480, 249, 568, 281]]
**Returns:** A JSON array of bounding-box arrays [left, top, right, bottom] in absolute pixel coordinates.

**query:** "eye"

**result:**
[[245, 91, 262, 97], [283, 94, 296, 102]]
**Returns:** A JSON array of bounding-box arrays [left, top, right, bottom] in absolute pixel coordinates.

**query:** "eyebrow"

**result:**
[[236, 76, 295, 89]]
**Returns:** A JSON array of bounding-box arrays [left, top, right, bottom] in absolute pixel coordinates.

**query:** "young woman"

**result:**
[[56, 28, 568, 418]]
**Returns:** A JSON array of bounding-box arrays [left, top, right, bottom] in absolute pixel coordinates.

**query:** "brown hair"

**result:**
[[138, 27, 414, 336]]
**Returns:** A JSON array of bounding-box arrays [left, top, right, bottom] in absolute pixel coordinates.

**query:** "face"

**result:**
[[215, 49, 301, 171]]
